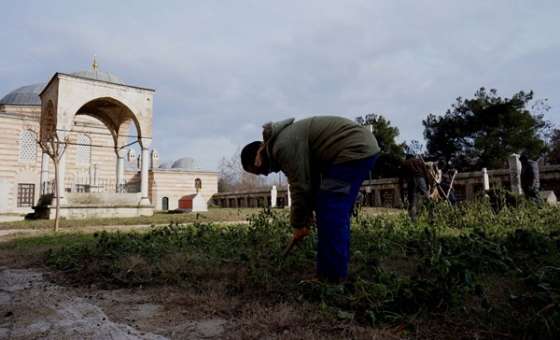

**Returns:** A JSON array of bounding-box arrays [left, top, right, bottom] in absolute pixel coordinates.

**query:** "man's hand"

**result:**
[[292, 227, 311, 243], [283, 227, 311, 257]]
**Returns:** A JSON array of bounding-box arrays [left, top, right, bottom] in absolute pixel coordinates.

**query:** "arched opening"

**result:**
[[162, 197, 169, 211], [195, 178, 202, 192], [62, 96, 144, 193]]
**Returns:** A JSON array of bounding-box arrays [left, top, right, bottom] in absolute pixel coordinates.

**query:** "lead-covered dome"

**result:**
[[0, 83, 45, 106], [171, 157, 196, 170], [0, 68, 123, 106], [71, 70, 122, 84]]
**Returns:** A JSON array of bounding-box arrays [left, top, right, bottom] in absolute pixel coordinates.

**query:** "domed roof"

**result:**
[[1, 66, 123, 106], [70, 70, 122, 84], [171, 157, 196, 170], [158, 161, 172, 169], [0, 83, 45, 106]]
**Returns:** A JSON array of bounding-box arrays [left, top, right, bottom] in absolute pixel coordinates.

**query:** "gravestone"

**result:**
[[192, 193, 208, 212], [508, 154, 523, 195], [270, 185, 277, 208], [482, 168, 490, 191], [541, 191, 557, 206]]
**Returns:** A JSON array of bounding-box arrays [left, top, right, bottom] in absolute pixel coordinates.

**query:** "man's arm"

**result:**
[[275, 138, 313, 229]]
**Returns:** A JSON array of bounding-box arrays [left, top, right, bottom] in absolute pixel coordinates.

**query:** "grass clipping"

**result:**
[[45, 202, 560, 338]]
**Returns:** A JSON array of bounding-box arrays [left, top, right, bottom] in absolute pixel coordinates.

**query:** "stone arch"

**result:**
[[73, 96, 143, 147], [195, 178, 202, 192], [37, 73, 155, 214], [162, 196, 169, 211]]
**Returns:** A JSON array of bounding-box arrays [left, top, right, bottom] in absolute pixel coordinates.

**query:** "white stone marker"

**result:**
[[482, 168, 490, 191], [508, 154, 523, 195], [192, 193, 208, 212], [271, 185, 277, 208], [287, 185, 292, 208]]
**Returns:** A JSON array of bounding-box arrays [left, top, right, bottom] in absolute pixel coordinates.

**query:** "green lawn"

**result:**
[[0, 208, 255, 230], [0, 207, 400, 230]]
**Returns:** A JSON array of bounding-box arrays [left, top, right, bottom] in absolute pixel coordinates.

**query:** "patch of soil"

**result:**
[[0, 267, 226, 339], [0, 267, 398, 339]]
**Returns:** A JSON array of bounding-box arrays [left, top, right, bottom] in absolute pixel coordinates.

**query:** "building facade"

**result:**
[[0, 66, 217, 216]]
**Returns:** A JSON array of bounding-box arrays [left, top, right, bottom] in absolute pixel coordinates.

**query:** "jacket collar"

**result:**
[[263, 118, 294, 172]]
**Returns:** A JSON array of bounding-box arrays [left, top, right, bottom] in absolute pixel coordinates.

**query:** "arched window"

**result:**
[[195, 178, 202, 192], [19, 130, 37, 163], [76, 134, 91, 166]]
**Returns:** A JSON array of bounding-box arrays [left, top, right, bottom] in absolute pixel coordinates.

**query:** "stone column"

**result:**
[[115, 149, 126, 193], [374, 189, 382, 207], [40, 152, 49, 195], [140, 148, 150, 200], [393, 187, 401, 208], [508, 154, 523, 195], [482, 168, 490, 191], [271, 185, 277, 208], [465, 183, 474, 200]]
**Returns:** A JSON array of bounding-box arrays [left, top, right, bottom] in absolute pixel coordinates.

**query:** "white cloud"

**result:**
[[1, 0, 559, 170]]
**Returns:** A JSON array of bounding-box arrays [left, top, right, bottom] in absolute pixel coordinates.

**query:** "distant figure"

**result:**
[[399, 155, 431, 221], [437, 159, 457, 205], [520, 153, 542, 205]]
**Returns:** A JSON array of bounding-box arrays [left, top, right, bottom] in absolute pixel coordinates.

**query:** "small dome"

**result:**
[[171, 157, 196, 170], [0, 83, 45, 106], [71, 70, 122, 84], [159, 161, 172, 169]]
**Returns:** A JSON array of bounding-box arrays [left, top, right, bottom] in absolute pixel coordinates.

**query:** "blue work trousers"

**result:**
[[315, 155, 378, 281]]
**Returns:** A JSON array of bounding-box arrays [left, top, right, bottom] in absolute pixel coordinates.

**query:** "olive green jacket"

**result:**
[[263, 116, 380, 228]]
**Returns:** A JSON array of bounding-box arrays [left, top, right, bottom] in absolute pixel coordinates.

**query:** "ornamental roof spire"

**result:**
[[92, 55, 98, 71]]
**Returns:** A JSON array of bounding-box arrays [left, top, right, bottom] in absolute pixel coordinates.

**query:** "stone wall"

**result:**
[[0, 110, 43, 213], [0, 107, 120, 213]]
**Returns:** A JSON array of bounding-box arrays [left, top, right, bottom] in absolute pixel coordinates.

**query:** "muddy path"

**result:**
[[0, 267, 226, 340]]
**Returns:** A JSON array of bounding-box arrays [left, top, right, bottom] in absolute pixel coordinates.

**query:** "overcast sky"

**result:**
[[1, 1, 558, 170]]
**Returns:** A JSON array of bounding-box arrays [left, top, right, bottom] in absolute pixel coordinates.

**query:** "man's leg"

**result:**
[[315, 156, 377, 282]]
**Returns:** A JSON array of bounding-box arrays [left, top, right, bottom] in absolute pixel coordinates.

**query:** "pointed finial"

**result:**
[[92, 55, 98, 71]]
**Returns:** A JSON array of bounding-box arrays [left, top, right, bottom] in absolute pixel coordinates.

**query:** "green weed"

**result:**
[[43, 202, 560, 338]]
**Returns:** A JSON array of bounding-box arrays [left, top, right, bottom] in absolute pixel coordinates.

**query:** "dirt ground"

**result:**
[[0, 266, 396, 340], [0, 213, 402, 340], [0, 267, 228, 339]]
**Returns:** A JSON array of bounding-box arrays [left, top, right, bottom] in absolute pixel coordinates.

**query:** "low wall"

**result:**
[[46, 192, 154, 219], [212, 164, 560, 209]]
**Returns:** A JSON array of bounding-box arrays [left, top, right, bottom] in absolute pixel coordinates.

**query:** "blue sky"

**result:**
[[1, 0, 559, 170]]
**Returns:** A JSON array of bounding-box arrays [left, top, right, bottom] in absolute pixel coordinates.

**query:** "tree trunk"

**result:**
[[53, 159, 60, 232]]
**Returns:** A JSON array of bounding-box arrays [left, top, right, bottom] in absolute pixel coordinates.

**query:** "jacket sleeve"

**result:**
[[274, 137, 313, 229]]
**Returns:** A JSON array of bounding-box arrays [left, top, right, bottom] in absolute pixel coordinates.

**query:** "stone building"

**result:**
[[0, 63, 217, 217]]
